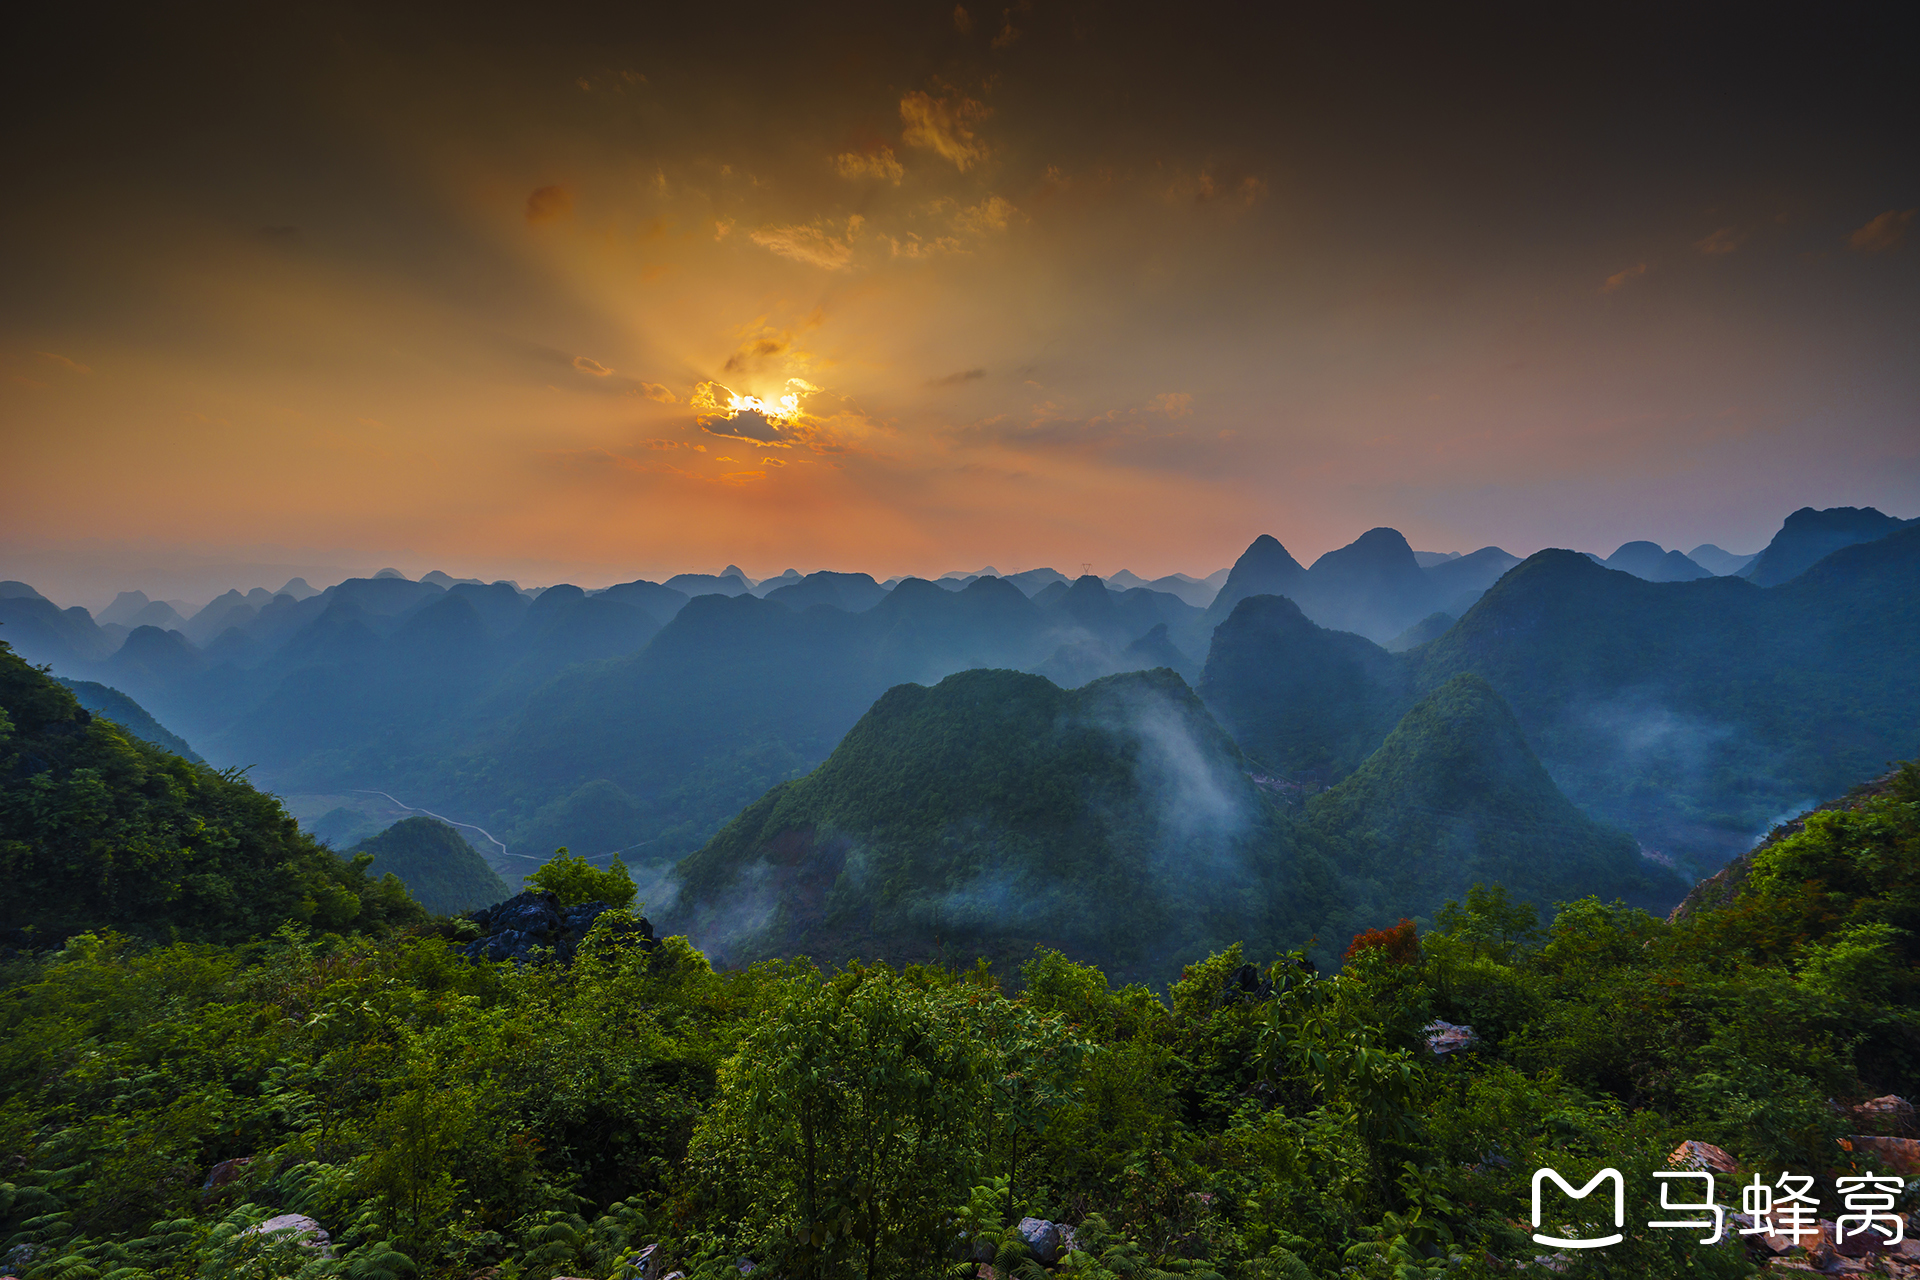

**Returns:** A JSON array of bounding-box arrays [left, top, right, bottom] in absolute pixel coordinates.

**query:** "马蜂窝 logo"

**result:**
[[1530, 1167, 1906, 1251]]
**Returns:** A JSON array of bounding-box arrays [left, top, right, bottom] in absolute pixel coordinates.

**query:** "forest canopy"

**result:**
[[1, 761, 1914, 1278]]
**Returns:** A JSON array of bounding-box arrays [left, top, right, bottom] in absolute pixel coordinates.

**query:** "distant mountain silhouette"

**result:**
[[1686, 544, 1756, 576], [1299, 527, 1444, 640], [1201, 520, 1920, 871], [1384, 612, 1455, 652], [1201, 534, 1309, 629], [663, 572, 751, 597], [1603, 541, 1712, 582], [1742, 506, 1914, 586], [1122, 623, 1199, 683], [766, 571, 889, 613], [1199, 594, 1411, 777], [1423, 547, 1521, 603]]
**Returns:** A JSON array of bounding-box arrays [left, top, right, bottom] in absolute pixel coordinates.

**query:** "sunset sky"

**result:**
[[3, 1, 1915, 605]]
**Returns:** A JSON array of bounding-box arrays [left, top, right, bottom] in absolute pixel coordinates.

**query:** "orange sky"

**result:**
[[3, 2, 1915, 605]]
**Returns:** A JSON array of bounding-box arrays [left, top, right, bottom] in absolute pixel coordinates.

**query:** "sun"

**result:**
[[692, 378, 821, 426]]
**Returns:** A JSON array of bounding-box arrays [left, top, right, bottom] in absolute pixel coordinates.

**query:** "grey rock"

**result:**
[[1425, 1020, 1476, 1056], [1018, 1217, 1063, 1264], [627, 1242, 663, 1280]]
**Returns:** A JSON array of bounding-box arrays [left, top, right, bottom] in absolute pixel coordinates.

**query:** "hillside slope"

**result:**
[[55, 678, 204, 762], [1305, 674, 1679, 913], [350, 817, 512, 915], [666, 667, 1346, 980], [0, 641, 423, 945]]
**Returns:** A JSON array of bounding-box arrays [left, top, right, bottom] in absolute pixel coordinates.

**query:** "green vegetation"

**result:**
[[1304, 674, 1674, 916], [522, 849, 637, 909], [6, 763, 1914, 1277], [0, 641, 423, 947], [349, 819, 511, 916], [669, 666, 1342, 980], [667, 666, 1676, 982]]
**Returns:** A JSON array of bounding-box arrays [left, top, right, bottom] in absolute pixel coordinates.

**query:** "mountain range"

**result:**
[[0, 506, 1911, 892]]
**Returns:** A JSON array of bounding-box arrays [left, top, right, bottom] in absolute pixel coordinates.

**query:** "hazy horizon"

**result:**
[[0, 517, 1813, 613]]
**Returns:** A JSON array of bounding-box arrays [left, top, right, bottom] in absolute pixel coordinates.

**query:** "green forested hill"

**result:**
[[349, 817, 511, 915], [668, 667, 1348, 980], [1305, 674, 1680, 913], [1199, 594, 1411, 777], [0, 640, 422, 945], [667, 666, 1673, 982]]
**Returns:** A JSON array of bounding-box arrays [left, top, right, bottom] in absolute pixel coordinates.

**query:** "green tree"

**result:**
[[687, 964, 993, 1279], [522, 848, 636, 908]]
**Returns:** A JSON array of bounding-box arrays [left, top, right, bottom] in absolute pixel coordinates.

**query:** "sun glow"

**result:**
[[692, 378, 821, 425]]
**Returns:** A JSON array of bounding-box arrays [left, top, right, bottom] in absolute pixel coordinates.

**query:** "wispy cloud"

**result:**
[[1694, 226, 1742, 255], [1849, 208, 1915, 253], [723, 336, 790, 373], [1601, 262, 1648, 292], [573, 355, 613, 376], [832, 147, 905, 184], [749, 216, 863, 270], [955, 195, 1017, 234], [33, 351, 91, 374], [900, 90, 990, 171], [931, 368, 987, 387]]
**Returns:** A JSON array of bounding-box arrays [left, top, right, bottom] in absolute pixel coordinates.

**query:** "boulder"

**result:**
[[1424, 1020, 1475, 1056], [201, 1155, 253, 1195], [1853, 1096, 1916, 1129], [1668, 1140, 1739, 1175], [1017, 1217, 1064, 1264], [1847, 1135, 1920, 1175], [241, 1213, 333, 1257]]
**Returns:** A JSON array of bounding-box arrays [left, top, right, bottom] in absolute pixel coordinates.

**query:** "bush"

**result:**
[[522, 848, 637, 909]]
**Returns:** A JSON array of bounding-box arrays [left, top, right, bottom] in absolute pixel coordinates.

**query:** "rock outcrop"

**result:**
[[460, 891, 657, 964], [1017, 1217, 1065, 1264]]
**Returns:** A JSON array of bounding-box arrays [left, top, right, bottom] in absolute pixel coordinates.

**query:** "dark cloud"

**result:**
[[930, 368, 987, 386], [700, 409, 790, 445], [724, 337, 791, 372]]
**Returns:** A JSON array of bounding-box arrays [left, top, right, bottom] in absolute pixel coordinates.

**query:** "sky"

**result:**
[[3, 0, 1916, 607]]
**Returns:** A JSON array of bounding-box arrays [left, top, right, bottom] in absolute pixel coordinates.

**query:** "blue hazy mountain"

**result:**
[[1742, 505, 1915, 586], [54, 678, 204, 762]]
